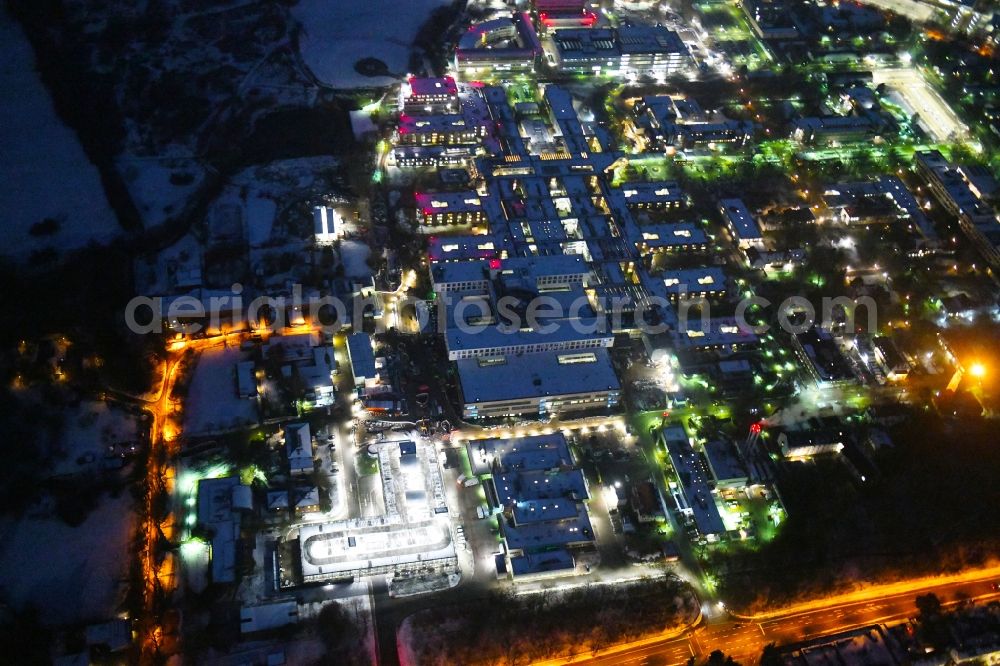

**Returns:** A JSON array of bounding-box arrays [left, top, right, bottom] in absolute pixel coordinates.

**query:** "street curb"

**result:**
[[726, 564, 1000, 622]]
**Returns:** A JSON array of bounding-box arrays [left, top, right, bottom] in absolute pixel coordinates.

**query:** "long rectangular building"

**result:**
[[473, 433, 595, 578], [718, 198, 763, 248], [456, 13, 541, 77], [661, 267, 729, 301], [415, 191, 487, 226], [552, 25, 689, 78], [400, 76, 459, 114], [662, 426, 726, 538], [397, 113, 485, 147], [457, 347, 620, 419], [916, 150, 1000, 268]]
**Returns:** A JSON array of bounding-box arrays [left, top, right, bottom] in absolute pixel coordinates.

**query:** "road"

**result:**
[[135, 334, 246, 662], [569, 573, 1000, 666], [137, 355, 183, 662]]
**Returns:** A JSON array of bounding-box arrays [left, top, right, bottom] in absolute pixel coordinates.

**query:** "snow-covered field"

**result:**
[[0, 492, 134, 625], [119, 156, 207, 230], [340, 240, 373, 279], [50, 401, 141, 478], [183, 346, 258, 436], [293, 0, 452, 88], [231, 156, 343, 248], [0, 11, 121, 259]]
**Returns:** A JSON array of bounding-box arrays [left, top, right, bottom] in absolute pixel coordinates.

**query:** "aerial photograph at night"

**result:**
[[2, 0, 1000, 664]]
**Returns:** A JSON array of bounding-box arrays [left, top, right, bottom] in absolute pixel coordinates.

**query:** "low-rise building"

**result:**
[[285, 423, 314, 476], [263, 333, 335, 407], [197, 476, 252, 585], [663, 426, 727, 538], [391, 145, 472, 169], [778, 428, 847, 458], [633, 96, 754, 149], [346, 332, 377, 388], [313, 205, 342, 244], [400, 76, 459, 115], [266, 490, 289, 514], [703, 440, 749, 489], [744, 247, 806, 274], [240, 601, 299, 635], [718, 198, 764, 249], [661, 267, 729, 301], [791, 115, 885, 144], [631, 480, 666, 523], [445, 319, 613, 360], [630, 222, 708, 254], [872, 336, 909, 380], [793, 326, 856, 385], [457, 347, 620, 420], [916, 150, 1000, 268], [397, 113, 485, 147], [455, 13, 541, 77], [472, 434, 595, 579], [675, 317, 760, 353], [428, 234, 504, 264], [293, 486, 321, 515], [430, 260, 493, 294], [552, 25, 689, 78], [741, 0, 800, 39], [616, 181, 687, 210], [415, 191, 487, 226]]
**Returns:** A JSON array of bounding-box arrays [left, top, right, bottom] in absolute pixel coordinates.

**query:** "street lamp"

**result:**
[[969, 362, 986, 379]]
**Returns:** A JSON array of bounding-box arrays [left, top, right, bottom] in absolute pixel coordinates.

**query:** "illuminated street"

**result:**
[[1, 0, 999, 664], [571, 569, 1000, 665]]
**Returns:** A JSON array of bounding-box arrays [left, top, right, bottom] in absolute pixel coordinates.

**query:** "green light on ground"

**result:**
[[240, 464, 267, 487], [180, 539, 208, 561], [458, 446, 474, 478]]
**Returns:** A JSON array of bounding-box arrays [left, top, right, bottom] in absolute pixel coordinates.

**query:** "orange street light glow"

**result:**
[[969, 362, 986, 378]]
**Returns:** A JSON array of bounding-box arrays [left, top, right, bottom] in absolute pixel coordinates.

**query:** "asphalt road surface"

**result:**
[[575, 576, 1000, 666]]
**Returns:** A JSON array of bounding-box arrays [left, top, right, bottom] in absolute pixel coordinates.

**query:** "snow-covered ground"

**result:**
[[246, 194, 278, 247], [230, 157, 342, 248], [0, 11, 121, 259], [293, 0, 452, 88], [50, 401, 141, 478], [340, 240, 373, 279], [0, 492, 134, 625], [183, 346, 259, 436], [300, 595, 377, 666], [119, 156, 207, 230], [135, 232, 203, 295]]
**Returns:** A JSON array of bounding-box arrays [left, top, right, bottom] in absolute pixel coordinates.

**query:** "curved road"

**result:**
[[570, 574, 1000, 666]]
